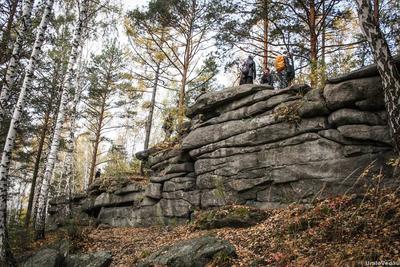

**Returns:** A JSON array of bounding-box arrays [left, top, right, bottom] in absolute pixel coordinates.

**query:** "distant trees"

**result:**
[[129, 0, 230, 128], [355, 0, 400, 152]]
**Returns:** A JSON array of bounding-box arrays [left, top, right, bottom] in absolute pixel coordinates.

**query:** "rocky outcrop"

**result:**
[[137, 236, 236, 267], [21, 244, 112, 267], [48, 63, 398, 228]]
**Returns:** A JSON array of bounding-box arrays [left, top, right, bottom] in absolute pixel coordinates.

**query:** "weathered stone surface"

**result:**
[[114, 183, 145, 195], [150, 172, 187, 183], [355, 97, 385, 111], [65, 251, 112, 267], [201, 189, 238, 208], [138, 236, 236, 267], [216, 84, 310, 115], [227, 177, 272, 192], [323, 76, 383, 110], [94, 192, 143, 208], [328, 108, 385, 126], [145, 183, 162, 199], [141, 197, 158, 206], [162, 190, 201, 206], [195, 138, 343, 177], [197, 133, 320, 159], [343, 145, 392, 157], [164, 177, 196, 192], [183, 113, 279, 150], [298, 99, 330, 118], [186, 84, 271, 118], [338, 125, 392, 145], [188, 117, 328, 157], [257, 180, 326, 203], [200, 94, 300, 127], [193, 206, 266, 229], [164, 162, 194, 174], [318, 129, 367, 145], [22, 249, 63, 267], [97, 204, 166, 227], [160, 198, 193, 217], [297, 89, 330, 118], [148, 149, 186, 167]]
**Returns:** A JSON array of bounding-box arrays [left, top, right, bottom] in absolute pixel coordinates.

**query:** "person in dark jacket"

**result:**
[[260, 67, 274, 86], [285, 52, 295, 86], [95, 169, 101, 179], [239, 55, 257, 85]]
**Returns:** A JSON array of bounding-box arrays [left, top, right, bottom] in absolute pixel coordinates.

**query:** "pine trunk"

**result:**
[[143, 63, 160, 150], [0, 0, 34, 125], [263, 0, 269, 70], [24, 107, 51, 227], [35, 1, 88, 240], [0, 0, 54, 264], [88, 98, 106, 185], [178, 37, 192, 130], [355, 0, 400, 152], [309, 0, 318, 88]]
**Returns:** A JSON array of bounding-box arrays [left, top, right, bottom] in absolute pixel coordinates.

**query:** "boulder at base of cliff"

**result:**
[[21, 242, 112, 267], [192, 205, 267, 230], [138, 236, 236, 267], [21, 249, 64, 267], [64, 251, 112, 267]]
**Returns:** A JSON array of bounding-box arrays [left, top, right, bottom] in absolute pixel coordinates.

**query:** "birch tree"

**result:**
[[0, 0, 54, 264], [0, 0, 20, 65], [355, 0, 400, 152], [0, 0, 34, 126], [35, 0, 88, 240]]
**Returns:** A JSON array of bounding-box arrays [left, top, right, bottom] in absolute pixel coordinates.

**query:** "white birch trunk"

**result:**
[[0, 0, 54, 264], [355, 0, 400, 152], [0, 0, 35, 124], [35, 0, 89, 239], [63, 71, 85, 199]]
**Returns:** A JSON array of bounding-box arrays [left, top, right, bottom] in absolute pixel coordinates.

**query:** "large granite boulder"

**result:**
[[64, 251, 112, 267], [22, 249, 64, 267], [138, 236, 236, 267]]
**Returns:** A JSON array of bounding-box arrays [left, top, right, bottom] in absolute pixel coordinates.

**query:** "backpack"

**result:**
[[275, 55, 286, 72], [241, 62, 250, 75]]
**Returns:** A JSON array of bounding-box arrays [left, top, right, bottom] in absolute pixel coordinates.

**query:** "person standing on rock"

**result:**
[[286, 52, 295, 86], [163, 109, 175, 140], [239, 55, 257, 85], [275, 50, 294, 89], [95, 169, 101, 179], [275, 51, 287, 89], [260, 67, 274, 87]]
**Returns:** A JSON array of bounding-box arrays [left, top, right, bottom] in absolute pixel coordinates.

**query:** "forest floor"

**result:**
[[26, 187, 400, 266]]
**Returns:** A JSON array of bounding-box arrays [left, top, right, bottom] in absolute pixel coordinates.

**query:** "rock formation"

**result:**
[[48, 61, 398, 228]]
